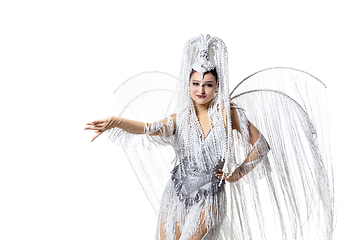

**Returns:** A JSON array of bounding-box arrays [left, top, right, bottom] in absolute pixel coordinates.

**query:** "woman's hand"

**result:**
[[84, 116, 112, 142], [215, 169, 242, 183]]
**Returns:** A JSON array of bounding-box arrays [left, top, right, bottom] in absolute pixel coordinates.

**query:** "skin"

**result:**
[[189, 71, 217, 138], [189, 72, 217, 110], [85, 117, 111, 142]]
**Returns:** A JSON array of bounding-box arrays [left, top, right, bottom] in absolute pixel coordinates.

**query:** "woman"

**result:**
[[85, 35, 334, 239]]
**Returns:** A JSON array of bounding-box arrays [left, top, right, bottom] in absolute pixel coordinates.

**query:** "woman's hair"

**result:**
[[190, 68, 218, 83]]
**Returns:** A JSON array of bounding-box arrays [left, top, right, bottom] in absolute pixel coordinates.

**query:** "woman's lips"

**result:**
[[197, 95, 206, 99]]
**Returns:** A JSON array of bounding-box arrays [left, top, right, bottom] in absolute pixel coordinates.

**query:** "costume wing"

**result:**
[[108, 71, 178, 214], [228, 67, 334, 239]]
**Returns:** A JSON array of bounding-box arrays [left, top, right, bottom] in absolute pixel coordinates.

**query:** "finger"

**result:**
[[87, 121, 101, 125], [91, 132, 103, 142], [218, 169, 227, 177], [92, 120, 105, 124], [91, 122, 106, 128], [215, 173, 223, 180], [84, 126, 103, 131], [85, 123, 97, 128]]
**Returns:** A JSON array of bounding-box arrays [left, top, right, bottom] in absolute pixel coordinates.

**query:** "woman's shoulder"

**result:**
[[230, 103, 249, 130], [169, 113, 177, 123], [230, 103, 246, 116], [230, 102, 244, 110]]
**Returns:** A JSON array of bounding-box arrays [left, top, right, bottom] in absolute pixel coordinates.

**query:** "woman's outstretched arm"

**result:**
[[85, 114, 176, 142]]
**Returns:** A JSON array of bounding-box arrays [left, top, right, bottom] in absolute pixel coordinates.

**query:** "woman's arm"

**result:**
[[216, 107, 270, 182], [236, 132, 270, 178], [85, 114, 176, 142], [231, 105, 260, 145]]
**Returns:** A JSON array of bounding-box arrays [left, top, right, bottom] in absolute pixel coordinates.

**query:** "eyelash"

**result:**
[[192, 83, 213, 87]]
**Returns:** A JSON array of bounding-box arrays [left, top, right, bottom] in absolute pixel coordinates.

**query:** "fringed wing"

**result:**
[[113, 71, 178, 119], [226, 67, 334, 239], [108, 71, 178, 214]]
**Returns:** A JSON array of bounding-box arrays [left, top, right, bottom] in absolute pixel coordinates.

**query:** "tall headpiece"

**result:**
[[176, 34, 230, 107], [191, 35, 216, 75]]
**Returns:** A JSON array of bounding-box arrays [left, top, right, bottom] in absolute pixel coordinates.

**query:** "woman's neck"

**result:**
[[194, 102, 210, 116]]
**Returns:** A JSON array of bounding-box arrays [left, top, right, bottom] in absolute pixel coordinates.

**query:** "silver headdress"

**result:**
[[191, 35, 216, 75]]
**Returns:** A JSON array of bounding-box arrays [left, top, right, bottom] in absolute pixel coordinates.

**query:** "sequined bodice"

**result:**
[[171, 128, 225, 207]]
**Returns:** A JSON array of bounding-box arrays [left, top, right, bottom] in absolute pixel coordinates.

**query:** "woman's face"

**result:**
[[189, 71, 217, 106]]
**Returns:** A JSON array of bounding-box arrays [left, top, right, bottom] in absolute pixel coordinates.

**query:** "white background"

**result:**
[[1, 0, 359, 239]]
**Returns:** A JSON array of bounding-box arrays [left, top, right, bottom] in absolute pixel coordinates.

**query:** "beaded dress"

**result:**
[[106, 35, 334, 240], [155, 106, 270, 240]]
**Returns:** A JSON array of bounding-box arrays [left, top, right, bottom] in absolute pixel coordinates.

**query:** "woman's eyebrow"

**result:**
[[191, 79, 214, 83]]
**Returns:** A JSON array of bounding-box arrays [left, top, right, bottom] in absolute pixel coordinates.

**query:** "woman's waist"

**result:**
[[170, 162, 225, 207], [171, 160, 224, 179], [175, 157, 224, 172]]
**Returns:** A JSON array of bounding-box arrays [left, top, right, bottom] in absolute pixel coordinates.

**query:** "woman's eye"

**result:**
[[193, 83, 199, 86], [206, 84, 213, 87]]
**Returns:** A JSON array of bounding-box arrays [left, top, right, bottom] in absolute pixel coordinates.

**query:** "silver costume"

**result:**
[[157, 107, 270, 239], [107, 35, 334, 239]]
